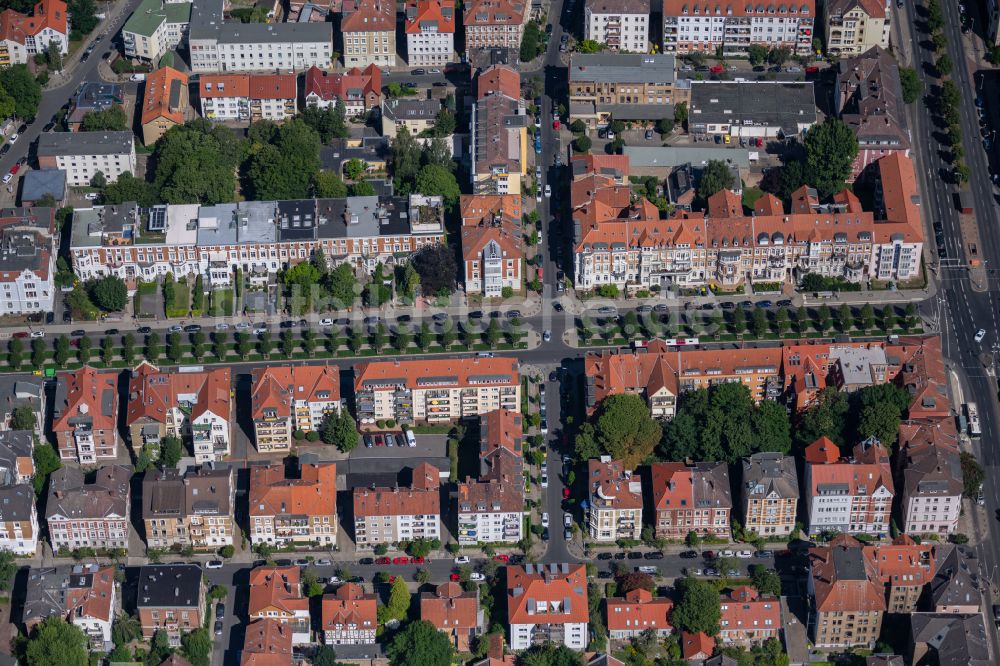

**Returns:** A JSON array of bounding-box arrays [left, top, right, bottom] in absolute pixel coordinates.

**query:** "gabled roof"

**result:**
[[405, 0, 456, 34], [680, 631, 715, 659], [910, 613, 991, 666], [251, 364, 340, 420], [650, 461, 731, 512], [321, 583, 377, 632], [304, 65, 382, 103], [477, 64, 520, 100], [807, 439, 895, 499], [588, 458, 642, 510], [719, 586, 781, 635], [52, 366, 118, 436], [249, 566, 309, 617], [809, 534, 886, 613], [353, 463, 441, 517], [143, 466, 233, 521], [249, 463, 337, 518], [460, 194, 523, 264], [354, 357, 519, 392], [0, 0, 67, 45], [24, 564, 115, 628], [866, 534, 935, 586], [741, 452, 799, 501], [241, 618, 293, 666], [341, 0, 394, 32], [464, 0, 525, 26], [46, 465, 131, 522], [827, 0, 885, 20], [605, 588, 673, 633], [420, 581, 481, 631], [141, 66, 188, 127], [249, 74, 296, 100], [126, 362, 231, 427], [137, 564, 202, 610], [507, 563, 589, 625]]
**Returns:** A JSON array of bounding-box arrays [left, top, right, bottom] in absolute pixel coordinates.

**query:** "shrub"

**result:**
[[293, 429, 306, 440], [306, 431, 320, 442]]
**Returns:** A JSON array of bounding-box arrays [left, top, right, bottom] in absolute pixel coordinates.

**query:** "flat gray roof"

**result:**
[[37, 131, 133, 157], [217, 20, 331, 44], [689, 81, 817, 134], [623, 145, 752, 168], [20, 169, 66, 202], [195, 203, 239, 246], [236, 200, 278, 244], [569, 53, 676, 84]]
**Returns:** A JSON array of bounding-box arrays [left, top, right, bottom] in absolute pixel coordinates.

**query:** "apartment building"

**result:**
[[381, 97, 442, 138], [46, 465, 131, 551], [650, 461, 732, 540], [825, 0, 889, 56], [0, 0, 68, 66], [460, 194, 524, 296], [52, 367, 120, 464], [242, 619, 293, 666], [303, 65, 382, 115], [464, 0, 526, 50], [405, 0, 455, 65], [928, 546, 980, 613], [470, 65, 527, 195], [122, 0, 191, 63], [321, 583, 378, 645], [507, 563, 589, 650], [870, 535, 935, 613], [142, 466, 235, 550], [910, 614, 989, 666], [140, 66, 188, 145], [37, 131, 136, 187], [126, 362, 232, 463], [689, 81, 818, 139], [249, 462, 337, 547], [898, 420, 963, 535], [0, 430, 34, 487], [584, 0, 649, 52], [568, 53, 686, 130], [808, 535, 885, 649], [24, 564, 116, 650], [718, 586, 781, 645], [354, 356, 520, 424], [574, 153, 923, 291], [341, 0, 396, 67], [606, 588, 673, 641], [662, 0, 814, 56], [69, 194, 445, 285], [354, 462, 442, 546], [805, 437, 894, 538], [249, 566, 311, 644], [740, 453, 799, 538], [0, 206, 57, 317], [837, 47, 911, 179], [188, 0, 332, 72], [584, 341, 782, 417], [421, 582, 484, 651], [457, 409, 525, 545], [250, 365, 341, 452], [0, 376, 45, 442], [67, 82, 124, 131], [136, 564, 204, 645], [198, 73, 296, 123], [0, 483, 37, 555], [587, 456, 642, 542]]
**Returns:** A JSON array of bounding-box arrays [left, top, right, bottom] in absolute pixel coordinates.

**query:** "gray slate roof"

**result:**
[[569, 53, 676, 84], [46, 465, 131, 521], [689, 81, 817, 135], [20, 169, 66, 203], [742, 452, 799, 501], [137, 563, 202, 609], [0, 484, 35, 522], [929, 545, 981, 610], [910, 613, 990, 666], [37, 131, 134, 157]]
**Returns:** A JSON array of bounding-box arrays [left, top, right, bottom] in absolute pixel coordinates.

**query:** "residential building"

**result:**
[[0, 375, 45, 441], [46, 466, 131, 551], [456, 409, 525, 545], [507, 564, 589, 650], [381, 97, 442, 139], [303, 65, 383, 115], [248, 462, 338, 547], [661, 0, 814, 56], [136, 564, 204, 645], [571, 154, 631, 183], [464, 0, 526, 50], [573, 153, 923, 291], [740, 453, 798, 538], [67, 82, 124, 131], [587, 456, 642, 542], [0, 0, 68, 66], [717, 586, 781, 645], [568, 53, 687, 129], [341, 0, 396, 67], [910, 614, 990, 666], [808, 535, 885, 649], [928, 545, 981, 613], [650, 461, 732, 540], [605, 588, 673, 641], [23, 564, 116, 650], [459, 194, 524, 296], [141, 66, 188, 145], [470, 65, 528, 195], [20, 169, 67, 205], [805, 436, 894, 538], [584, 0, 649, 52], [52, 367, 120, 464], [825, 0, 889, 56], [141, 466, 235, 550], [0, 206, 57, 318], [681, 632, 716, 661], [354, 356, 520, 423], [421, 581, 484, 651], [250, 364, 341, 453], [36, 131, 136, 187], [321, 583, 378, 645], [837, 47, 911, 179], [241, 619, 293, 666], [0, 430, 34, 486], [126, 362, 232, 463], [68, 194, 444, 293], [584, 341, 783, 417], [249, 566, 311, 644], [689, 81, 817, 139], [188, 0, 332, 73], [353, 462, 442, 546], [870, 535, 935, 613], [0, 482, 37, 555], [198, 73, 296, 123], [405, 0, 456, 65], [122, 0, 191, 63], [898, 419, 962, 535]]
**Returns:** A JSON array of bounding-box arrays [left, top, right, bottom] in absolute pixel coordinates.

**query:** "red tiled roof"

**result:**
[[680, 631, 715, 659], [809, 534, 887, 613], [241, 618, 293, 666], [321, 583, 378, 633], [248, 566, 309, 618], [507, 564, 589, 625], [354, 357, 519, 392], [804, 436, 841, 464], [52, 366, 119, 435], [65, 565, 115, 623], [405, 0, 456, 34], [0, 0, 67, 44], [141, 66, 188, 127], [605, 588, 673, 633], [304, 65, 382, 104], [249, 74, 296, 100], [249, 463, 337, 519], [464, 0, 525, 26], [477, 64, 520, 100], [353, 463, 441, 517], [588, 458, 642, 510], [251, 364, 340, 420], [807, 440, 894, 499], [719, 586, 781, 637], [421, 582, 480, 630], [199, 74, 251, 99], [126, 362, 231, 427], [867, 535, 935, 585], [342, 0, 394, 32]]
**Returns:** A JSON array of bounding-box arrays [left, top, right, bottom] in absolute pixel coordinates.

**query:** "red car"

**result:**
[[387, 575, 397, 583], [805, 65, 819, 74], [553, 119, 560, 130], [8, 164, 18, 175], [493, 554, 509, 563], [375, 557, 391, 565], [11, 332, 27, 338], [450, 573, 461, 581], [392, 556, 410, 565], [411, 556, 426, 564], [562, 487, 570, 499], [710, 65, 724, 74], [374, 434, 385, 446]]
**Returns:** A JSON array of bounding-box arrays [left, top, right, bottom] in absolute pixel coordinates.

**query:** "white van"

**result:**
[[405, 430, 416, 448]]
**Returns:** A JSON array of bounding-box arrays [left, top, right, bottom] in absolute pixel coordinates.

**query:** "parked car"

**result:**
[[454, 556, 470, 564], [470, 572, 486, 581], [679, 550, 698, 559], [375, 557, 391, 565], [493, 554, 509, 563], [359, 558, 374, 565], [597, 552, 613, 560], [637, 566, 658, 574], [183, 324, 201, 333], [643, 551, 664, 560], [736, 550, 753, 558], [206, 560, 223, 569], [385, 433, 396, 447]]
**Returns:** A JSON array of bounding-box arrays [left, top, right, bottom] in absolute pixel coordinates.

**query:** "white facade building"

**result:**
[[507, 564, 589, 651], [584, 0, 649, 52], [662, 0, 815, 56], [122, 0, 191, 62], [405, 0, 456, 66], [36, 132, 136, 187]]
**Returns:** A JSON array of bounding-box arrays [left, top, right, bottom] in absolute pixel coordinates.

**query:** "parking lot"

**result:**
[[349, 433, 445, 460]]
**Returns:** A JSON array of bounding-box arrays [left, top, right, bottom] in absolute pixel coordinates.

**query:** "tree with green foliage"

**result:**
[[0, 65, 41, 120], [300, 103, 348, 143], [145, 332, 161, 361], [414, 164, 461, 209], [77, 335, 91, 364], [802, 117, 859, 199], [10, 406, 33, 432], [519, 20, 543, 61], [102, 173, 158, 207], [212, 331, 227, 360], [574, 394, 661, 469], [25, 616, 88, 666], [410, 244, 456, 295], [750, 307, 769, 337], [343, 158, 367, 181], [282, 260, 322, 312], [385, 575, 412, 622], [167, 332, 183, 363], [432, 108, 457, 137], [671, 577, 721, 635], [101, 335, 115, 365], [313, 171, 349, 197], [517, 643, 584, 666], [573, 135, 592, 153], [320, 409, 359, 452], [422, 136, 454, 172], [8, 337, 24, 370], [748, 44, 769, 66], [181, 628, 212, 666], [32, 442, 60, 495], [327, 263, 358, 308], [152, 119, 244, 204], [749, 564, 782, 596], [160, 435, 183, 468], [961, 452, 984, 497], [387, 620, 455, 666], [350, 180, 376, 196], [899, 67, 922, 104], [390, 128, 423, 195], [53, 335, 70, 366], [575, 39, 604, 53], [89, 275, 128, 311], [248, 119, 322, 200], [80, 105, 128, 131], [794, 387, 850, 450], [313, 645, 343, 666]]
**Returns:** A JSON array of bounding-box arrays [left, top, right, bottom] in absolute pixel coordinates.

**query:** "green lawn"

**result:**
[[209, 289, 234, 317], [165, 281, 190, 318]]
